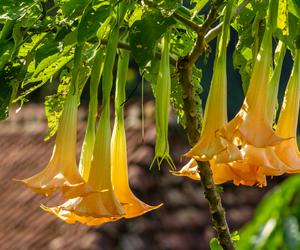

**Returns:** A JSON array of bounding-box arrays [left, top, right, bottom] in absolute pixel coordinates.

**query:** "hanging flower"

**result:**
[[111, 115, 162, 217], [15, 93, 93, 198], [218, 28, 283, 148], [185, 2, 241, 164], [111, 49, 162, 218], [273, 49, 300, 173], [172, 158, 266, 187], [232, 42, 288, 178]]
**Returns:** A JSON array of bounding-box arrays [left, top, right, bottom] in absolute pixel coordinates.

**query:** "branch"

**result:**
[[178, 1, 235, 249], [189, 0, 223, 64], [205, 0, 251, 43], [198, 161, 235, 250]]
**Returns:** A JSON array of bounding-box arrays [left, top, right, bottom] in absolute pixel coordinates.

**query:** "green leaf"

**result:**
[[77, 2, 110, 43], [44, 75, 70, 140], [16, 45, 74, 101], [17, 33, 47, 58], [35, 36, 60, 65], [289, 0, 300, 18], [0, 41, 13, 70], [153, 0, 181, 15], [209, 238, 223, 250], [0, 81, 13, 120], [283, 216, 300, 250], [61, 0, 91, 18], [129, 10, 176, 68], [171, 24, 197, 58], [128, 6, 144, 27], [237, 175, 300, 250], [191, 0, 209, 19], [0, 0, 37, 21]]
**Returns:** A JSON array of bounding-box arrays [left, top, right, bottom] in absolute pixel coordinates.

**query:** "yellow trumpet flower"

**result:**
[[184, 3, 241, 163], [185, 1, 241, 163], [218, 27, 283, 148], [274, 49, 300, 173], [237, 42, 288, 177], [16, 93, 93, 198], [184, 52, 241, 162], [111, 49, 162, 218], [111, 117, 162, 217]]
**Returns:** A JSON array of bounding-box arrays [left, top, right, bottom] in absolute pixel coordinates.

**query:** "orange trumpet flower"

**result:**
[[111, 49, 162, 218]]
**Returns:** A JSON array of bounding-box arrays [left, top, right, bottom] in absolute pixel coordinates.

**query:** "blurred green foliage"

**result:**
[[238, 175, 300, 250]]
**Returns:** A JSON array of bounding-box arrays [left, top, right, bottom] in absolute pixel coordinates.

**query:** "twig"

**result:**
[[205, 0, 251, 43], [172, 12, 201, 32]]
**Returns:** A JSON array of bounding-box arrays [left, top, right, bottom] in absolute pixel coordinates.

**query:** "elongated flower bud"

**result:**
[[111, 49, 162, 218], [151, 32, 175, 170]]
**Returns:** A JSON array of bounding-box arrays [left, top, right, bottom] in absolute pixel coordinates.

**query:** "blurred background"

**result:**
[[0, 27, 299, 250]]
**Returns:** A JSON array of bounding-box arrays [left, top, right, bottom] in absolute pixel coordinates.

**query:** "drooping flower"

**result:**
[[16, 93, 93, 198], [151, 32, 175, 170], [239, 42, 288, 177], [42, 27, 126, 226], [111, 49, 162, 218], [172, 158, 266, 187], [218, 27, 283, 148], [185, 0, 241, 164], [273, 49, 300, 173], [171, 159, 235, 184]]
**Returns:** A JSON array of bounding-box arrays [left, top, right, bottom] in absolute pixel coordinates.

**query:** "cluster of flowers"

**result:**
[[173, 24, 300, 187], [16, 44, 161, 226]]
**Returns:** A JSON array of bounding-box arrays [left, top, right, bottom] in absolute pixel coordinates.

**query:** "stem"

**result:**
[[198, 161, 234, 250], [70, 44, 83, 94]]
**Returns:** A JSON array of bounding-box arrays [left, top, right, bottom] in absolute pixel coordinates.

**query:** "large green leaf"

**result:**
[[129, 10, 176, 68], [60, 0, 90, 18], [77, 2, 110, 43]]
